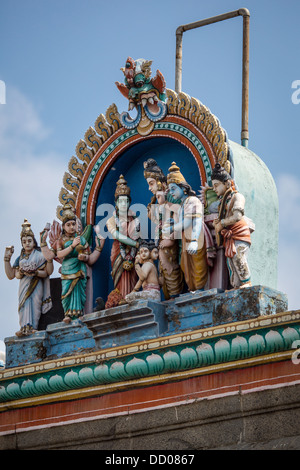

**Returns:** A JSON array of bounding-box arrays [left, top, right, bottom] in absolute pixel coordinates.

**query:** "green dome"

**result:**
[[229, 140, 279, 289]]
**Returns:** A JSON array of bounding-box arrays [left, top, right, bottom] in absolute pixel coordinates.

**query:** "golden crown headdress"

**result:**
[[61, 204, 76, 224], [20, 219, 35, 239], [115, 175, 131, 199], [167, 162, 186, 185]]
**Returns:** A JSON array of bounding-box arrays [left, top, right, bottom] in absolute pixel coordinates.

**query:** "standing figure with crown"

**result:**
[[163, 162, 209, 292], [211, 163, 253, 289], [143, 158, 184, 299], [40, 204, 105, 323], [4, 219, 53, 336], [106, 175, 140, 307]]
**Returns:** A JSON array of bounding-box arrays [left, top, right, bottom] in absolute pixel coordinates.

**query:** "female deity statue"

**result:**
[[163, 162, 209, 292], [106, 175, 140, 305], [125, 240, 161, 303], [4, 219, 53, 336], [211, 163, 252, 289], [40, 204, 104, 323], [143, 158, 184, 299]]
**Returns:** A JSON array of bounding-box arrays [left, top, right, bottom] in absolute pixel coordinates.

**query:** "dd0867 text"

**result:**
[[148, 454, 194, 465]]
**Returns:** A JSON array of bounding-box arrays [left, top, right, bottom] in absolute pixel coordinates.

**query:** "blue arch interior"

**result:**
[[92, 136, 202, 305]]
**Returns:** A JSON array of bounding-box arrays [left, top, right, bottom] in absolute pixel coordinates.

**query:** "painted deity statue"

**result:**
[[40, 205, 104, 323], [115, 57, 167, 136], [4, 219, 53, 336], [144, 158, 184, 299], [163, 162, 209, 292], [125, 240, 161, 304], [211, 163, 252, 289], [106, 175, 140, 305]]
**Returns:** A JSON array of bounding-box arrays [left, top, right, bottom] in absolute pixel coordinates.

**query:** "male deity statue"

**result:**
[[163, 162, 208, 292], [211, 163, 252, 289], [144, 158, 184, 299]]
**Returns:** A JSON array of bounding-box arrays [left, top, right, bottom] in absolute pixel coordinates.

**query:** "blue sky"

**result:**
[[0, 0, 300, 353]]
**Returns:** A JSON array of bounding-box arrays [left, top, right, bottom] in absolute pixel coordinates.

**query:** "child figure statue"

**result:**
[[211, 163, 253, 289], [125, 240, 161, 303], [4, 219, 53, 336]]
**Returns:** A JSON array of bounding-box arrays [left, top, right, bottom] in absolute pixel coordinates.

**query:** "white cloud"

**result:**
[[0, 87, 66, 341], [0, 88, 50, 157]]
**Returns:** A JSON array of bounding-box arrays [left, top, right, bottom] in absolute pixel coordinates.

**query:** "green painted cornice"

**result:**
[[1, 311, 299, 409]]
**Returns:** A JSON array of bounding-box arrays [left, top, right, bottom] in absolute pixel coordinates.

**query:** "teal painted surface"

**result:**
[[230, 140, 279, 290]]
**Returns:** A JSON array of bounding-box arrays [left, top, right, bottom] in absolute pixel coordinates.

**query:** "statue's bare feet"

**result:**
[[240, 282, 252, 289]]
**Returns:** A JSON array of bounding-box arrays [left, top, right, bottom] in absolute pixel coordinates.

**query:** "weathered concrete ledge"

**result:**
[[3, 285, 288, 369]]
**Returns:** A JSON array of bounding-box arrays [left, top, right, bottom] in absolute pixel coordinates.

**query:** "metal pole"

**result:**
[[241, 13, 250, 147], [175, 31, 183, 94], [175, 8, 250, 148]]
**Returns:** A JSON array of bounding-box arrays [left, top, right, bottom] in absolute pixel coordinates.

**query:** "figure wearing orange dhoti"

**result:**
[[211, 163, 253, 289]]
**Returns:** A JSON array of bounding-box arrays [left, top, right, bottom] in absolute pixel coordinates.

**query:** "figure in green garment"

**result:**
[[40, 204, 104, 323]]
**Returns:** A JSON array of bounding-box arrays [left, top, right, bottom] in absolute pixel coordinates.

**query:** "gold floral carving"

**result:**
[[177, 91, 191, 118], [84, 127, 103, 153], [105, 103, 121, 133], [166, 88, 179, 114], [58, 188, 76, 211], [75, 139, 93, 165], [68, 156, 87, 182], [63, 172, 80, 196], [94, 113, 113, 142], [166, 89, 229, 165]]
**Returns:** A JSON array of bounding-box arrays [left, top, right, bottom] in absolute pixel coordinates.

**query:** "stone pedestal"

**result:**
[[4, 321, 95, 368], [4, 331, 47, 368], [166, 289, 223, 334], [82, 300, 167, 349], [166, 285, 288, 334], [45, 320, 95, 358]]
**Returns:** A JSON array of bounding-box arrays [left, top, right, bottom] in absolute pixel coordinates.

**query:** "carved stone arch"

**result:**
[[57, 88, 230, 225]]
